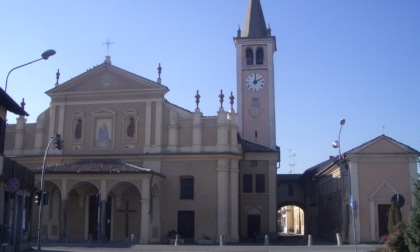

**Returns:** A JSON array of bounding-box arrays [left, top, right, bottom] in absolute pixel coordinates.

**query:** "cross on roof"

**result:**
[[103, 38, 114, 56]]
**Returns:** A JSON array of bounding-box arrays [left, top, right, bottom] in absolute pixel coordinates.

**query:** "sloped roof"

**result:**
[[346, 134, 419, 154], [303, 135, 420, 179], [242, 0, 268, 37], [0, 88, 29, 116], [32, 160, 165, 177], [45, 61, 169, 96], [240, 137, 279, 153]]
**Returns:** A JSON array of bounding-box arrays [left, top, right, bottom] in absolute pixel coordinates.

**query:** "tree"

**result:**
[[404, 179, 420, 252], [386, 201, 408, 251]]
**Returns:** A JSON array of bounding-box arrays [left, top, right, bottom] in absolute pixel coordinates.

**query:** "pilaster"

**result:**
[[167, 110, 178, 152], [217, 159, 228, 237], [140, 177, 150, 243], [154, 101, 163, 152], [192, 109, 203, 152], [13, 116, 26, 156], [230, 160, 239, 242], [217, 109, 228, 152], [144, 101, 152, 152]]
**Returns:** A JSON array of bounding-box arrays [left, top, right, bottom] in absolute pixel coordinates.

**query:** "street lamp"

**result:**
[[4, 49, 56, 92], [332, 118, 357, 252], [37, 134, 61, 250]]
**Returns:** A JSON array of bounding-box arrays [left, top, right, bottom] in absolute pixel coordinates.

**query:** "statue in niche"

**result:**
[[74, 119, 82, 140], [127, 117, 135, 138]]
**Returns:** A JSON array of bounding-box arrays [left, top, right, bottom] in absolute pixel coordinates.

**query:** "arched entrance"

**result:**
[[107, 181, 142, 242], [277, 204, 305, 235], [66, 181, 100, 241]]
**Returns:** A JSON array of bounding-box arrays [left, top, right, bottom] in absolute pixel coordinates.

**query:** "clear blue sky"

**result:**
[[1, 1, 419, 174]]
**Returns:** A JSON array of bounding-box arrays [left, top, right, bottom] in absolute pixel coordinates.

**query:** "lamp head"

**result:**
[[41, 49, 56, 60], [340, 118, 346, 126], [332, 140, 340, 148]]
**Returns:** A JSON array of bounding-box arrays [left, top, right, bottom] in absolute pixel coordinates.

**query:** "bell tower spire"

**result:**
[[242, 0, 268, 37]]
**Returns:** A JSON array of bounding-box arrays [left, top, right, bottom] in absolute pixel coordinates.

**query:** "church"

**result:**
[[4, 0, 279, 244]]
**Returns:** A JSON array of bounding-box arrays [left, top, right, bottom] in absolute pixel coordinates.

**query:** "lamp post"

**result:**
[[332, 118, 357, 252], [4, 49, 56, 92], [37, 134, 61, 250]]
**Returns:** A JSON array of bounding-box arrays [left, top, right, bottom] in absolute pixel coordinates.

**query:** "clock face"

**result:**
[[245, 73, 265, 91]]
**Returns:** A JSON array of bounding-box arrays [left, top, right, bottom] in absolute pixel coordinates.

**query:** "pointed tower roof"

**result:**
[[242, 0, 268, 37]]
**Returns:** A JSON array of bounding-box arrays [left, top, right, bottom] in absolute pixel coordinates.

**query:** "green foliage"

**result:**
[[387, 201, 402, 234], [404, 179, 420, 252], [386, 222, 408, 252]]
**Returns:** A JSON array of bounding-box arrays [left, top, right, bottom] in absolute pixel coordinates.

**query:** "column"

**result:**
[[230, 160, 239, 242], [13, 116, 26, 156], [144, 102, 152, 152], [229, 110, 238, 152], [34, 113, 46, 155], [192, 109, 202, 152], [60, 199, 67, 241], [167, 110, 178, 152], [154, 101, 163, 152], [217, 159, 228, 237], [99, 200, 107, 241], [48, 105, 56, 143], [217, 109, 228, 152], [140, 178, 150, 244], [268, 160, 277, 232]]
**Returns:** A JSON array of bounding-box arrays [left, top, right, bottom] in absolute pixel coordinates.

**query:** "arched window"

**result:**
[[246, 48, 253, 65], [256, 48, 264, 65]]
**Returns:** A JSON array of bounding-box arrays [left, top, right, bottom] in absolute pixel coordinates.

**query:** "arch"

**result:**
[[277, 201, 306, 235], [106, 181, 142, 242], [256, 47, 264, 65], [246, 48, 254, 65]]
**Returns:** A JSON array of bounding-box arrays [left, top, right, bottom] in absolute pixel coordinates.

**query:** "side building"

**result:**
[[279, 135, 419, 244]]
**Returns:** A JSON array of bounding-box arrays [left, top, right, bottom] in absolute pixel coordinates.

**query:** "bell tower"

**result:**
[[234, 0, 277, 149]]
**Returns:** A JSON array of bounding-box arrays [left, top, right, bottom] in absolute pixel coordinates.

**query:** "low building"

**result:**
[[1, 88, 35, 252]]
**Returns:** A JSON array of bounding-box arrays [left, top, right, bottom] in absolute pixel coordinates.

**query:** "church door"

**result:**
[[178, 211, 194, 242], [378, 204, 390, 237], [105, 196, 112, 240], [247, 214, 261, 239], [88, 195, 100, 240]]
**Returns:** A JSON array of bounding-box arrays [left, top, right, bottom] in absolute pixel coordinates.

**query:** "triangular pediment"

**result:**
[[346, 135, 418, 154], [46, 63, 169, 98]]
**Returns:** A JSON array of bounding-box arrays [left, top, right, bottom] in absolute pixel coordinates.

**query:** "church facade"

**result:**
[[4, 0, 279, 244]]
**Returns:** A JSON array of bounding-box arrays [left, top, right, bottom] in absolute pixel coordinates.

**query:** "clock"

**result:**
[[245, 73, 265, 91]]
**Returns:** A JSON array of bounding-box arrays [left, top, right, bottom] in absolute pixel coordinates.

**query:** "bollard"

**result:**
[[308, 234, 313, 246], [174, 234, 179, 246], [264, 234, 269, 245], [219, 234, 224, 246], [336, 233, 342, 246]]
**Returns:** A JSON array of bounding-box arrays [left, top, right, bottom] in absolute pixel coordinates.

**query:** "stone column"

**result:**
[[230, 160, 240, 242], [268, 160, 277, 233], [60, 199, 67, 241], [217, 159, 228, 237], [144, 102, 152, 152], [13, 116, 26, 156], [167, 110, 179, 152], [192, 109, 202, 152], [140, 178, 151, 243], [99, 200, 107, 241], [154, 101, 163, 152], [217, 109, 228, 152]]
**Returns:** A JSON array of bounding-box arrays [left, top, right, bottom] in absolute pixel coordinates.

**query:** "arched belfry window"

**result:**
[[246, 48, 254, 65], [256, 48, 264, 65]]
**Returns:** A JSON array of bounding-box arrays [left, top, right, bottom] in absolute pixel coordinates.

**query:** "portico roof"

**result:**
[[32, 160, 165, 177]]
